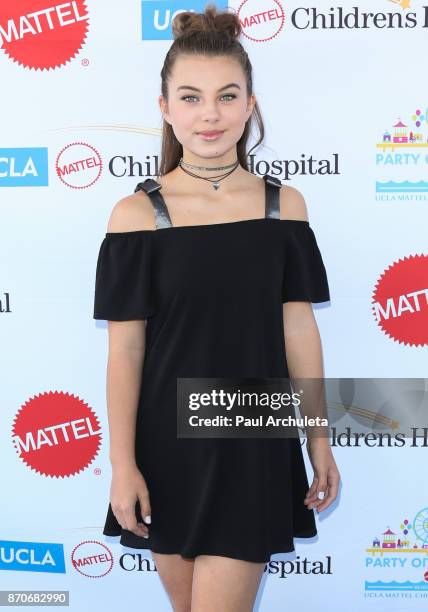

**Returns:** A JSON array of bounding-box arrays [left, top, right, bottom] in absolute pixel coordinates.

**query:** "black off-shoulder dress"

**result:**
[[93, 174, 330, 563]]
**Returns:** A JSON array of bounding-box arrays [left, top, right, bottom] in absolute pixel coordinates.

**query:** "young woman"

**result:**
[[93, 5, 340, 611]]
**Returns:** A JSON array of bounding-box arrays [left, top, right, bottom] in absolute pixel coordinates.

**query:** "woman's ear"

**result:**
[[159, 94, 171, 125], [247, 93, 256, 116]]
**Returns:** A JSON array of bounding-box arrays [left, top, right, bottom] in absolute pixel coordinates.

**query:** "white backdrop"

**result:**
[[1, 0, 428, 610]]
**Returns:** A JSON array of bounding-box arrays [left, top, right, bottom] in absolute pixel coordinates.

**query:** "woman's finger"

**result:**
[[124, 507, 149, 538], [113, 507, 127, 531], [314, 470, 340, 512], [304, 476, 319, 502], [138, 490, 152, 525]]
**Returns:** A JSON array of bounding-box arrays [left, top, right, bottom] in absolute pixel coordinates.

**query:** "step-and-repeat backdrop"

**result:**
[[1, 0, 427, 610]]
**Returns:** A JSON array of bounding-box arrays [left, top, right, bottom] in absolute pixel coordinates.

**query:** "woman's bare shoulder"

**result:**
[[279, 185, 309, 222], [106, 190, 156, 233]]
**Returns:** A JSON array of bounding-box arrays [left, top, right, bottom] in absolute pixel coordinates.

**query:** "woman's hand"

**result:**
[[304, 437, 340, 513], [110, 464, 152, 538]]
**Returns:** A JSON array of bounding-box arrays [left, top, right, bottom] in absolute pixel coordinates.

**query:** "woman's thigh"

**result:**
[[151, 551, 195, 612], [191, 554, 266, 612]]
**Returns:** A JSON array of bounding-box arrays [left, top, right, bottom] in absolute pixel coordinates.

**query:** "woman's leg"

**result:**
[[151, 552, 195, 612], [191, 555, 266, 612]]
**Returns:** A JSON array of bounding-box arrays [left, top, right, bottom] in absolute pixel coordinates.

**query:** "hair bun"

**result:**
[[172, 4, 241, 40]]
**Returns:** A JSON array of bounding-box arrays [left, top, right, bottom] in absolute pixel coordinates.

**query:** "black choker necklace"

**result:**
[[178, 157, 240, 190]]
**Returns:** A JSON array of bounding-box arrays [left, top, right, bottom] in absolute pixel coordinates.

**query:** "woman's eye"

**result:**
[[181, 94, 237, 102]]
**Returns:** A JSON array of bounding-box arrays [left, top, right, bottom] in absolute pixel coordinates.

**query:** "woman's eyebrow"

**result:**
[[176, 82, 241, 92]]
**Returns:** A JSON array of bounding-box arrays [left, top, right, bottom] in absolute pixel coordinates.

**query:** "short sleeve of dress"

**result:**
[[282, 222, 330, 303], [93, 232, 156, 321]]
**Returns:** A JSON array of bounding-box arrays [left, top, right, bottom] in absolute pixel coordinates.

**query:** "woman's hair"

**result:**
[[157, 3, 265, 177]]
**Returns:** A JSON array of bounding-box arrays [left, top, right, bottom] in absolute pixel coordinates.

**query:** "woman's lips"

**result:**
[[197, 131, 224, 141]]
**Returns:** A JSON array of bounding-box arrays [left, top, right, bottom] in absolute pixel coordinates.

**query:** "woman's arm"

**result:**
[[280, 185, 340, 514], [283, 301, 324, 377], [106, 321, 151, 537], [283, 302, 340, 514], [107, 321, 145, 470], [102, 195, 155, 537], [105, 192, 154, 472]]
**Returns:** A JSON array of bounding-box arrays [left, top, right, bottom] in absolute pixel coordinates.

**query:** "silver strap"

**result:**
[[134, 179, 173, 229], [263, 174, 281, 219]]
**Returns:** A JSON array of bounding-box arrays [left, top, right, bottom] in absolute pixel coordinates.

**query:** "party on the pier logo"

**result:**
[[375, 106, 428, 199], [0, 1, 89, 70], [364, 507, 428, 595]]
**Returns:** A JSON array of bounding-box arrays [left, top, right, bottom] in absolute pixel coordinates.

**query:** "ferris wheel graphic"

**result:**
[[413, 508, 428, 546]]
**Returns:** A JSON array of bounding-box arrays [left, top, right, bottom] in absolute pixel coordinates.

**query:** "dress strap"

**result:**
[[134, 179, 173, 229], [263, 174, 282, 219]]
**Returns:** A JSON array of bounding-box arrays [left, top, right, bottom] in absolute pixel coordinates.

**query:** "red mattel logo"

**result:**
[[237, 0, 285, 42], [56, 142, 102, 189], [0, 1, 89, 71], [71, 541, 114, 579], [12, 391, 102, 477], [371, 254, 428, 347]]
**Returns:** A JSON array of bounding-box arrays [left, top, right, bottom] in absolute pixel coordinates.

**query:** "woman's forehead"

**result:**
[[170, 55, 242, 81]]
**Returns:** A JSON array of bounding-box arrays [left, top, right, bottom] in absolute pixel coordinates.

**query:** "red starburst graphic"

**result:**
[[371, 254, 428, 347], [12, 391, 102, 477], [0, 1, 89, 71]]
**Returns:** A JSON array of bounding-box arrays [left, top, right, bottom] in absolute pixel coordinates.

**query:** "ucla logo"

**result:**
[[0, 540, 65, 574], [0, 148, 48, 187], [141, 0, 228, 40]]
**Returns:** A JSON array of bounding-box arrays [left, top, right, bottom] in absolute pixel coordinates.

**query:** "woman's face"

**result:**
[[159, 54, 255, 165]]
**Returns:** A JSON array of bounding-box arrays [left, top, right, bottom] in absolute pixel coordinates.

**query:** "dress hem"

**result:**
[[102, 527, 318, 564]]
